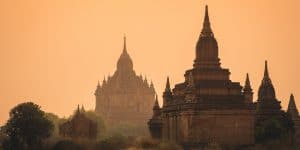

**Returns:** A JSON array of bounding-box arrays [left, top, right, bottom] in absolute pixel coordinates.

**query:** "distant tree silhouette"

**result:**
[[83, 110, 105, 139], [45, 113, 67, 138], [3, 102, 54, 150], [52, 140, 84, 150], [95, 134, 131, 150]]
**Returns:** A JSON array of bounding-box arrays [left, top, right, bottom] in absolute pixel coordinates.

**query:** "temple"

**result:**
[[95, 37, 156, 125], [149, 5, 256, 147], [254, 61, 288, 129], [59, 105, 97, 139], [287, 94, 300, 141], [148, 5, 300, 148]]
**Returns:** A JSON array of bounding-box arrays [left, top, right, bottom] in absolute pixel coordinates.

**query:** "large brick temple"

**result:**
[[148, 5, 300, 148], [95, 37, 156, 125], [149, 5, 256, 147]]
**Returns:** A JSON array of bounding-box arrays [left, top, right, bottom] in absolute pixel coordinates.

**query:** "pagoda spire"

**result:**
[[243, 73, 253, 103], [117, 35, 133, 72], [76, 104, 80, 114], [201, 5, 213, 37], [144, 76, 149, 85], [287, 94, 300, 120], [244, 73, 252, 91], [264, 61, 270, 79], [94, 80, 101, 96], [102, 76, 107, 85], [81, 105, 85, 112], [258, 61, 276, 100], [194, 5, 219, 69], [165, 76, 171, 92], [123, 35, 127, 52], [152, 94, 161, 117], [153, 95, 160, 109], [288, 94, 296, 108], [260, 61, 273, 86]]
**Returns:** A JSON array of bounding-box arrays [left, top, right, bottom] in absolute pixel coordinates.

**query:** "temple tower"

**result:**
[[148, 95, 162, 139], [149, 5, 256, 148], [243, 73, 253, 104], [194, 5, 220, 69], [288, 94, 299, 118], [95, 37, 156, 128], [162, 77, 173, 107], [287, 94, 300, 140], [256, 61, 282, 123]]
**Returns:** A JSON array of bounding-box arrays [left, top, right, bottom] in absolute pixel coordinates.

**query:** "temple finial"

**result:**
[[205, 5, 209, 22], [165, 76, 171, 92], [244, 73, 252, 92], [245, 73, 251, 87], [77, 104, 80, 114], [201, 5, 213, 37], [288, 93, 299, 117], [102, 76, 107, 85], [81, 105, 85, 112], [123, 35, 127, 52], [264, 60, 269, 78], [154, 94, 159, 107], [288, 94, 296, 109]]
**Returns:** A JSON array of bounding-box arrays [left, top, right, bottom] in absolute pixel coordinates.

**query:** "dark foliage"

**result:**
[[83, 111, 105, 139], [52, 140, 84, 150], [4, 102, 54, 150], [94, 134, 132, 150], [45, 113, 67, 138]]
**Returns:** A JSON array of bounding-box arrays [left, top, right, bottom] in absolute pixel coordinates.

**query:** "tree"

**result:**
[[52, 140, 84, 150], [45, 113, 67, 138], [4, 102, 54, 150], [84, 110, 105, 139], [95, 134, 131, 150]]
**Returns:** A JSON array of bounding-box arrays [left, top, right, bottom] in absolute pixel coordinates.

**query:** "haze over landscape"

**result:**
[[0, 0, 300, 125]]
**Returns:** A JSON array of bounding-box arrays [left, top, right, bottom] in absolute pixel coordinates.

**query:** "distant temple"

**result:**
[[59, 105, 97, 139], [148, 5, 299, 148], [148, 95, 162, 139], [95, 37, 156, 125]]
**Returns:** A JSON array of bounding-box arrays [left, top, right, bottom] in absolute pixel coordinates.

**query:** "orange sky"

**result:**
[[0, 0, 300, 125]]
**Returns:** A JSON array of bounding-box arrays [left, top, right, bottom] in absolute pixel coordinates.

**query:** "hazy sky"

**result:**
[[0, 0, 300, 125]]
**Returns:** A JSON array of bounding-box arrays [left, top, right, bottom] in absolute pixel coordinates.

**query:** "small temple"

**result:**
[[59, 105, 97, 139]]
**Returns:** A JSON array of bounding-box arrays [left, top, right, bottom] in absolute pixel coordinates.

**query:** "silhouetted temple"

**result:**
[[255, 61, 287, 125], [287, 94, 300, 141], [59, 105, 97, 139], [149, 5, 256, 147], [149, 5, 300, 148], [95, 37, 156, 125], [148, 95, 162, 139]]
